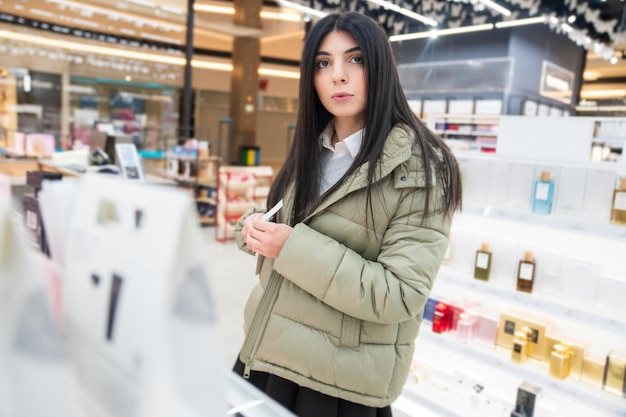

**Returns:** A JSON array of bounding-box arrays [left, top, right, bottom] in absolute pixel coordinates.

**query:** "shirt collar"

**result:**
[[320, 125, 364, 158]]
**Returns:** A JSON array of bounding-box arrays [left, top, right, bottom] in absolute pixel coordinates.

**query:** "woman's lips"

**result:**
[[332, 93, 352, 102]]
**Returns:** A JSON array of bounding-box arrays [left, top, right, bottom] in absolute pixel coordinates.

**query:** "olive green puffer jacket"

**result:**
[[235, 125, 452, 407]]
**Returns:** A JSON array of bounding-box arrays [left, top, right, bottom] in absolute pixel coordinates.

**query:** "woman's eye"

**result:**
[[316, 60, 330, 69], [350, 55, 363, 64]]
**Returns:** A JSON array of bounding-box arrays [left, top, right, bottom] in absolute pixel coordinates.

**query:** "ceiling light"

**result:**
[[30, 8, 55, 18], [0, 29, 300, 79], [275, 0, 327, 18], [194, 4, 233, 15], [140, 32, 182, 44], [390, 23, 493, 41], [258, 67, 300, 79], [72, 17, 100, 28], [366, 0, 437, 27], [125, 0, 156, 7], [260, 11, 301, 22], [580, 89, 626, 99], [194, 3, 302, 22], [161, 6, 184, 15], [46, 0, 183, 32], [494, 16, 546, 28], [583, 70, 600, 80], [567, 15, 576, 23], [475, 0, 511, 17], [0, 29, 186, 65]]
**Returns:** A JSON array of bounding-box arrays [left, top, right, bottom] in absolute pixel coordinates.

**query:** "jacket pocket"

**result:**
[[339, 314, 361, 348]]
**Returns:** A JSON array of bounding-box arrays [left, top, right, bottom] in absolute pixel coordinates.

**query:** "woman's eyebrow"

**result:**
[[315, 46, 362, 57]]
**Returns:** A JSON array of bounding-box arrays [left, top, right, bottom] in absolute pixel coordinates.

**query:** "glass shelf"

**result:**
[[410, 330, 626, 417], [462, 203, 626, 242], [437, 268, 626, 335]]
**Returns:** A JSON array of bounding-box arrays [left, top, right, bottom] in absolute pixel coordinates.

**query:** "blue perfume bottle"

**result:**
[[532, 171, 554, 214]]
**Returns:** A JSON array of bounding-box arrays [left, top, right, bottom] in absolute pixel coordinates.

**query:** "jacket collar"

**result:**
[[303, 125, 414, 221]]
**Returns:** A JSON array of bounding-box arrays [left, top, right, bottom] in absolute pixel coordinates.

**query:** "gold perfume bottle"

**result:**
[[549, 343, 573, 380], [521, 325, 536, 358], [603, 351, 626, 397], [516, 251, 536, 293], [474, 242, 492, 281], [582, 355, 606, 388], [610, 176, 626, 226], [511, 331, 529, 365]]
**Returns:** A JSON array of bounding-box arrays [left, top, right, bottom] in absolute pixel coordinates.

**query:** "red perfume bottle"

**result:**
[[432, 301, 452, 334]]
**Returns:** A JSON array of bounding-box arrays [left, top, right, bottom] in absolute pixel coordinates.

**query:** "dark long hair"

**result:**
[[267, 11, 462, 225]]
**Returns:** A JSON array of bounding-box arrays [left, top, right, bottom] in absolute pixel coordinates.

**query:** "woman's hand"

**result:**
[[243, 215, 293, 258]]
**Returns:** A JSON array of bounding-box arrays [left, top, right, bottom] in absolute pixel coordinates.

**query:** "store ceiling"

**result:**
[[1, 0, 626, 102]]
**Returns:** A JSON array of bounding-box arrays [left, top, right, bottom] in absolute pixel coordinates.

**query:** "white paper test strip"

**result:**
[[261, 199, 283, 221]]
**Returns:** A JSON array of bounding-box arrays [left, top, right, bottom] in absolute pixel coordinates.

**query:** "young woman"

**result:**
[[233, 11, 462, 417]]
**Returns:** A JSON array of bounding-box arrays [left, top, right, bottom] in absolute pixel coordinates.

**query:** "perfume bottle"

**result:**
[[473, 242, 492, 281], [609, 176, 626, 226], [603, 351, 626, 396], [549, 343, 573, 380], [532, 171, 555, 214], [422, 297, 438, 322], [432, 301, 452, 334], [511, 330, 529, 365], [456, 312, 477, 344], [516, 251, 536, 293]]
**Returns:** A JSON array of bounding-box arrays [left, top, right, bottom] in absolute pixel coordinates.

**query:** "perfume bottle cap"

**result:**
[[524, 251, 534, 262], [540, 171, 551, 182], [480, 242, 490, 252]]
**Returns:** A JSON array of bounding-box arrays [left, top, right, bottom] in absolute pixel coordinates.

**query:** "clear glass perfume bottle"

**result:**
[[532, 171, 555, 215], [456, 312, 477, 344], [516, 251, 536, 293], [609, 176, 626, 226], [473, 242, 492, 281]]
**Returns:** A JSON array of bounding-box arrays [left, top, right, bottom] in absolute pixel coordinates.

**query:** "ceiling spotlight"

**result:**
[[567, 15, 576, 24]]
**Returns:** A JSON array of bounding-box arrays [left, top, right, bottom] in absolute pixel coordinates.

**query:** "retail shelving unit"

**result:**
[[426, 114, 500, 153], [591, 119, 626, 162], [215, 166, 273, 243], [162, 143, 219, 226], [399, 152, 626, 417]]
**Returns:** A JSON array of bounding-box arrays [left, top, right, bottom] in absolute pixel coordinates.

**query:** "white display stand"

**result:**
[[399, 151, 626, 417], [47, 176, 227, 417], [0, 201, 81, 417], [497, 116, 626, 164]]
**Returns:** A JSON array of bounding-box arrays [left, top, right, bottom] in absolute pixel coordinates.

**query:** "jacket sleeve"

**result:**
[[234, 207, 265, 256], [272, 188, 451, 324]]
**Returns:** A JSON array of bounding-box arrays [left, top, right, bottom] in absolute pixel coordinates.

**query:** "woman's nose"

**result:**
[[332, 64, 347, 84]]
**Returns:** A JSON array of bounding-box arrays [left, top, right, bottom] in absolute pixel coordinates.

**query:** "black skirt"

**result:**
[[233, 358, 393, 417]]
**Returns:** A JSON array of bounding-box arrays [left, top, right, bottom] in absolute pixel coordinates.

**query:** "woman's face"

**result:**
[[313, 30, 367, 126]]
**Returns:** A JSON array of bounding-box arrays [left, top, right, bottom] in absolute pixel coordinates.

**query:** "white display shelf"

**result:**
[[407, 330, 626, 417], [436, 268, 626, 335], [462, 202, 626, 241]]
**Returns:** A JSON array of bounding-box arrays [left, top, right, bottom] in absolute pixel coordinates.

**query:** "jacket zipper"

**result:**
[[240, 269, 283, 379]]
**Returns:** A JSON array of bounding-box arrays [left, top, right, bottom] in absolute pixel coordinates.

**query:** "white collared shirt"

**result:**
[[319, 127, 364, 195]]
